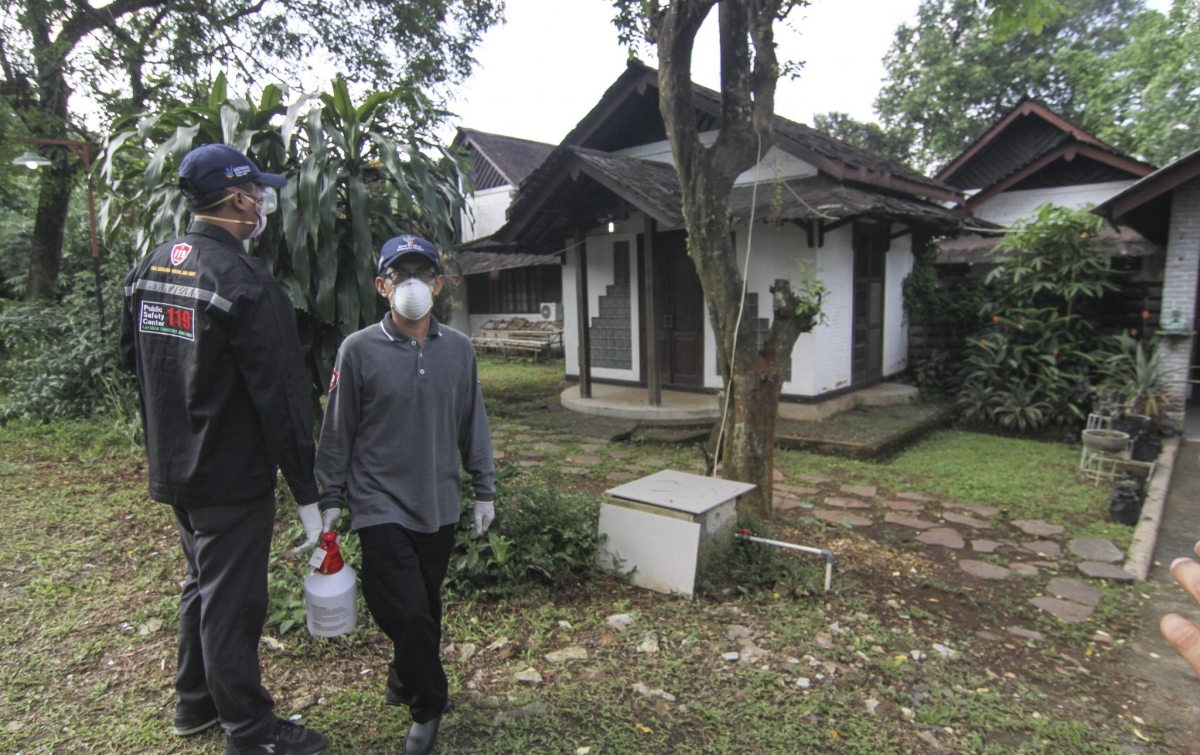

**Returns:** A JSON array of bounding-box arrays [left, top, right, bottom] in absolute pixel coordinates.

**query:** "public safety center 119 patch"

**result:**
[[139, 300, 195, 341]]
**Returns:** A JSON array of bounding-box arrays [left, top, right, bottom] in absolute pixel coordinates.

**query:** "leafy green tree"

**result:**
[[1, 0, 501, 300], [99, 74, 471, 405], [955, 204, 1118, 430], [875, 0, 1149, 171], [811, 112, 916, 167]]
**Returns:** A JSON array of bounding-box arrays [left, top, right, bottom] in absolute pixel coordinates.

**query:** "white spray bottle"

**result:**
[[304, 531, 357, 637]]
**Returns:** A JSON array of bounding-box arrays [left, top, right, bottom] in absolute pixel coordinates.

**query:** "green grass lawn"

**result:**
[[0, 377, 1171, 754]]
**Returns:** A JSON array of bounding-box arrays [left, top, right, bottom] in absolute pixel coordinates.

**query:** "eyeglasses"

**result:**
[[384, 269, 438, 284]]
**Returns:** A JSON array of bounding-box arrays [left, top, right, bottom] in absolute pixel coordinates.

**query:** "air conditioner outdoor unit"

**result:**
[[539, 302, 561, 321]]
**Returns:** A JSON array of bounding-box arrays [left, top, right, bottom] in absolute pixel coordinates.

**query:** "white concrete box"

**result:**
[[598, 470, 755, 596]]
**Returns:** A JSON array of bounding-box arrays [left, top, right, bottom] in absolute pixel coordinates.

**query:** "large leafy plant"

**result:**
[[98, 74, 471, 400], [955, 204, 1118, 430]]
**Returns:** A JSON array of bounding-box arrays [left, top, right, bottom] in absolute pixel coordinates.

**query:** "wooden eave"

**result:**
[[965, 142, 1155, 210], [1094, 147, 1200, 223], [937, 99, 1117, 183]]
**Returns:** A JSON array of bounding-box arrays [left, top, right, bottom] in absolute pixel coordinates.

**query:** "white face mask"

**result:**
[[391, 278, 433, 320]]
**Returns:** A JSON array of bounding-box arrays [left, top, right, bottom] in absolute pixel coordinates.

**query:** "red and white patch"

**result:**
[[328, 368, 339, 392], [170, 243, 193, 266]]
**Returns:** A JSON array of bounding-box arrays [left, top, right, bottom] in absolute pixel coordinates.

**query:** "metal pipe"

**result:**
[[736, 530, 834, 593]]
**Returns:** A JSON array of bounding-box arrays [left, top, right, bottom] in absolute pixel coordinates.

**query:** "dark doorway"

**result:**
[[852, 221, 888, 385], [653, 230, 705, 387]]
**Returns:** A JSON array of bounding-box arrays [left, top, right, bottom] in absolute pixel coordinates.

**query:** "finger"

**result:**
[[1170, 557, 1200, 606], [291, 537, 318, 556], [1161, 613, 1200, 679], [1194, 540, 1200, 560]]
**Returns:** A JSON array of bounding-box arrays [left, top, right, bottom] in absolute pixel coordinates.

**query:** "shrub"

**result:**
[[0, 260, 137, 422], [450, 474, 602, 596]]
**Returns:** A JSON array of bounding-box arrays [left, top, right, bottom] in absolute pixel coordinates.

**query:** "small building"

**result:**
[[1093, 147, 1200, 421], [467, 61, 975, 419], [445, 128, 559, 337], [919, 99, 1161, 361]]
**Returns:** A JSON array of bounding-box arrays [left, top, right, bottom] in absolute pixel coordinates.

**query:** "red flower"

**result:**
[[1131, 329, 1139, 337], [992, 316, 1000, 324], [1143, 310, 1151, 319], [981, 338, 988, 345], [1053, 348, 1059, 356]]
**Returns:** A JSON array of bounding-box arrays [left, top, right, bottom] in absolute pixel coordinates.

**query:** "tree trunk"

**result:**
[[24, 163, 75, 300], [652, 0, 807, 520]]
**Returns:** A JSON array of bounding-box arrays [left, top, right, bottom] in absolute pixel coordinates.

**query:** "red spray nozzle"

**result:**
[[316, 531, 345, 575]]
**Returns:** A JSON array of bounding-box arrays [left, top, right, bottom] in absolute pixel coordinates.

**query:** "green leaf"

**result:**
[[208, 72, 228, 111]]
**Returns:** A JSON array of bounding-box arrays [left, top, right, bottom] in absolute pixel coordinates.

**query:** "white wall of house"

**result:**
[[461, 185, 514, 242], [812, 226, 855, 395], [884, 231, 914, 377], [972, 180, 1135, 226], [563, 216, 643, 383], [615, 132, 818, 185]]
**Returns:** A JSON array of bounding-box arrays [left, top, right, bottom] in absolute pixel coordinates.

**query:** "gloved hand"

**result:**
[[473, 500, 495, 535], [321, 507, 342, 533], [293, 503, 323, 555]]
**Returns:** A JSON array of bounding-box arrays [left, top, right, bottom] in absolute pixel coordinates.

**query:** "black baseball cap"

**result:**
[[178, 144, 287, 197], [378, 235, 442, 274]]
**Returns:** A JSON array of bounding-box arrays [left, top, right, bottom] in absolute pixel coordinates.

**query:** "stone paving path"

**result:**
[[768, 475, 1134, 627]]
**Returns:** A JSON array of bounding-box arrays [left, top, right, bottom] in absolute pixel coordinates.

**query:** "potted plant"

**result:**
[[1101, 335, 1167, 420], [1109, 473, 1145, 526]]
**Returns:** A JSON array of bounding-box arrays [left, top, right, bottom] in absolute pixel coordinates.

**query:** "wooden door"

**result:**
[[852, 222, 887, 385], [654, 231, 705, 386]]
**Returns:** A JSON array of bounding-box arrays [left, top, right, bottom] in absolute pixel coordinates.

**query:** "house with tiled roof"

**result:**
[[445, 128, 560, 337], [466, 61, 977, 419]]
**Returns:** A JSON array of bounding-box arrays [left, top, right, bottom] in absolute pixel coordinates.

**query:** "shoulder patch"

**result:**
[[328, 368, 339, 393], [170, 243, 193, 266]]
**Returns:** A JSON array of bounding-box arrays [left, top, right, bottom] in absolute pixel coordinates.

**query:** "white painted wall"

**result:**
[[973, 180, 1135, 226], [813, 226, 855, 395], [884, 230, 914, 377], [615, 132, 818, 185], [461, 185, 514, 241], [563, 217, 643, 383]]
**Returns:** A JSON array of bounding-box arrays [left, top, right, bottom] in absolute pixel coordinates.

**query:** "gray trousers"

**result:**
[[172, 495, 277, 745]]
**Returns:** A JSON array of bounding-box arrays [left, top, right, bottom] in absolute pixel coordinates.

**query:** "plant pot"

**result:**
[[1131, 435, 1163, 463], [1111, 414, 1152, 437], [1109, 488, 1142, 525], [1081, 428, 1130, 453]]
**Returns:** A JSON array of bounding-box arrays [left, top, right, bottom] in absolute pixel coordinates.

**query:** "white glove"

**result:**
[[322, 507, 342, 533], [294, 503, 322, 554], [473, 500, 495, 534]]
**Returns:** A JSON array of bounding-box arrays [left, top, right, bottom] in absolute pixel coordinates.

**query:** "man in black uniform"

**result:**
[[120, 144, 330, 755]]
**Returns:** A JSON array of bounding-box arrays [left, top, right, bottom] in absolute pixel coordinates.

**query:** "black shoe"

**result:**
[[172, 711, 219, 737], [223, 719, 329, 755], [403, 701, 455, 755]]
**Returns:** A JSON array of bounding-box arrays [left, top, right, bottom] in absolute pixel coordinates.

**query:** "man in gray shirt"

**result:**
[[315, 234, 495, 755]]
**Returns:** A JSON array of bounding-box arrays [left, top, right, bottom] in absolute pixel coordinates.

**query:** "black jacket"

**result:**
[[120, 221, 319, 507]]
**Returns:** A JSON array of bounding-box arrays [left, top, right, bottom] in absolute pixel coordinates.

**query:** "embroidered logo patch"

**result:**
[[328, 368, 339, 392], [138, 300, 195, 341], [170, 243, 192, 266]]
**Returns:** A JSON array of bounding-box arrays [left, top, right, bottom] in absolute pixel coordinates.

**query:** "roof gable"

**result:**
[[937, 99, 1154, 194], [556, 60, 961, 204], [454, 128, 555, 189]]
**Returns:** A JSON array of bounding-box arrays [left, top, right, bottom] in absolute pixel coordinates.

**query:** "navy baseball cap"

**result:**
[[378, 235, 442, 274], [178, 144, 287, 197]]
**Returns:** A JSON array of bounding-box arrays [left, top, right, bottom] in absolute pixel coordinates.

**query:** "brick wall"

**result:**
[[1159, 179, 1200, 419]]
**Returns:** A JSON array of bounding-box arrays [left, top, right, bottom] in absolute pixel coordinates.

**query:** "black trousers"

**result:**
[[358, 522, 457, 724], [172, 495, 277, 745]]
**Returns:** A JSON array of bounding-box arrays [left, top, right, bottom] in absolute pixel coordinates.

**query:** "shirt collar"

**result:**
[[379, 313, 441, 342], [187, 220, 243, 248]]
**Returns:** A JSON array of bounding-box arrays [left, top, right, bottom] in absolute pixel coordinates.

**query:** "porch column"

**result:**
[[574, 231, 592, 399], [642, 216, 661, 406], [1160, 180, 1200, 420]]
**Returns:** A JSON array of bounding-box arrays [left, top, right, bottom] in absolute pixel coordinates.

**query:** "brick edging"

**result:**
[[1124, 437, 1181, 581]]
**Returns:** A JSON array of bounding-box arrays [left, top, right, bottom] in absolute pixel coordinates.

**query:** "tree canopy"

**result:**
[[875, 0, 1199, 172]]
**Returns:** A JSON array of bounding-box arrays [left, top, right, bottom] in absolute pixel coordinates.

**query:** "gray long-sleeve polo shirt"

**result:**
[[315, 314, 495, 533]]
